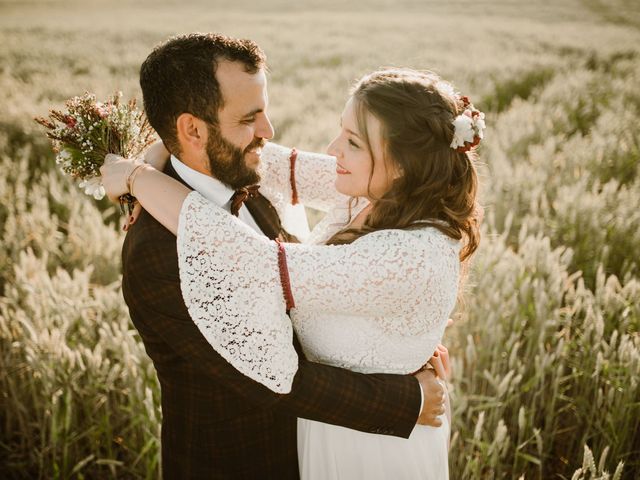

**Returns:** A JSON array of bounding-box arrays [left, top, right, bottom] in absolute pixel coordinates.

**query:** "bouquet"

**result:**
[[35, 91, 156, 213]]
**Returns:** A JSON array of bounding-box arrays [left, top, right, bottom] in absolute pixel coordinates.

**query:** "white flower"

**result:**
[[450, 108, 487, 149], [474, 112, 486, 139], [78, 176, 106, 200], [436, 80, 457, 100], [450, 114, 476, 149], [55, 148, 72, 165]]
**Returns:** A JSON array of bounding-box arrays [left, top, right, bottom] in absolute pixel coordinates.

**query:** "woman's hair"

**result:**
[[325, 68, 482, 262]]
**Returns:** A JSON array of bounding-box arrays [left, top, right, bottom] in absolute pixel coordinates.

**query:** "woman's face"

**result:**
[[327, 97, 397, 200]]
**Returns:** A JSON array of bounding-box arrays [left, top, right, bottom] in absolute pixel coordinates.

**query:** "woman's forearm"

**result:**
[[143, 140, 171, 170], [132, 166, 190, 235]]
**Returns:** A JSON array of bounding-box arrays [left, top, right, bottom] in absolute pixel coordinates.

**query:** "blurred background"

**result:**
[[1, 0, 639, 478]]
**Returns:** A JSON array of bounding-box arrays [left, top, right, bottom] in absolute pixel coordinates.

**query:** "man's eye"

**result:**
[[242, 118, 256, 124]]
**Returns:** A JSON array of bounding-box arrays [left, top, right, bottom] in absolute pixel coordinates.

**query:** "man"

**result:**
[[121, 33, 445, 479]]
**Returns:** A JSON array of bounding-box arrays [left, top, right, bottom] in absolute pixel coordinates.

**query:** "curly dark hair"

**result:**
[[139, 32, 266, 155], [326, 68, 482, 263]]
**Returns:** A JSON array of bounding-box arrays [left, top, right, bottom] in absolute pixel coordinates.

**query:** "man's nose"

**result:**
[[257, 114, 275, 140]]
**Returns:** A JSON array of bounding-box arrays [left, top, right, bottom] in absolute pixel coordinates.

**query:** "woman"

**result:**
[[102, 68, 483, 479]]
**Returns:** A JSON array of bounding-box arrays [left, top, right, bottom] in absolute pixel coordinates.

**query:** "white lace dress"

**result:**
[[176, 143, 460, 479]]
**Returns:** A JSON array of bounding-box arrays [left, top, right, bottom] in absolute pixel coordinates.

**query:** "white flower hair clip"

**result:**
[[450, 96, 486, 153]]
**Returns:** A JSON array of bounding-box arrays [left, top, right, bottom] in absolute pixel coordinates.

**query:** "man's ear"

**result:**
[[176, 113, 208, 151]]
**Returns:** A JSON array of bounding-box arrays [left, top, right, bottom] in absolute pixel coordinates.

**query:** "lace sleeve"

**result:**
[[259, 142, 347, 212], [177, 192, 460, 392], [177, 192, 299, 394]]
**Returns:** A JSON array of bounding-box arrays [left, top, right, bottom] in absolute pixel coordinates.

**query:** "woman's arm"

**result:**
[[102, 154, 458, 319], [102, 153, 458, 319], [141, 140, 344, 212], [127, 141, 343, 215], [177, 192, 459, 320], [258, 142, 346, 212], [173, 192, 459, 391], [100, 155, 188, 235], [143, 140, 171, 170]]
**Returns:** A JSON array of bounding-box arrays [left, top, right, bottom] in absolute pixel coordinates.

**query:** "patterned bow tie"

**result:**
[[230, 185, 260, 217]]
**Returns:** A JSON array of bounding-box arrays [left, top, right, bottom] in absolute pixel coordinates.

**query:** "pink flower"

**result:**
[[95, 103, 110, 119]]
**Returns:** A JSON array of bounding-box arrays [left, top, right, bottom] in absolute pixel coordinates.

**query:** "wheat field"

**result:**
[[1, 0, 639, 478]]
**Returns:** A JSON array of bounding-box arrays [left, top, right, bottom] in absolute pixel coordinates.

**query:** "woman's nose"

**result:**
[[326, 137, 341, 158]]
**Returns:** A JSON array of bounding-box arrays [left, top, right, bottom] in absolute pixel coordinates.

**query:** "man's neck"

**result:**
[[170, 155, 235, 206], [174, 152, 213, 178]]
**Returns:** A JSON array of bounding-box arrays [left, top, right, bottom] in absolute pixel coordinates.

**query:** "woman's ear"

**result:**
[[176, 113, 208, 152]]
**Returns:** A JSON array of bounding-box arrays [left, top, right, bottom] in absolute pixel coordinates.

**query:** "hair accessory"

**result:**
[[450, 96, 486, 153]]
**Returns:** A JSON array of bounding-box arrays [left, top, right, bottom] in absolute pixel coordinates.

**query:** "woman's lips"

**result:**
[[336, 164, 350, 174]]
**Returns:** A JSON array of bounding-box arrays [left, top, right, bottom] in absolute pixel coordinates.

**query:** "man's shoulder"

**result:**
[[123, 209, 177, 273]]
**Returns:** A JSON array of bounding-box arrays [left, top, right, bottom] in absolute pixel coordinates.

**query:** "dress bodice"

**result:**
[[294, 203, 460, 375]]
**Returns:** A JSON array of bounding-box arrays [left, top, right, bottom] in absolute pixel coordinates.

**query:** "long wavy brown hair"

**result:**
[[326, 68, 482, 263]]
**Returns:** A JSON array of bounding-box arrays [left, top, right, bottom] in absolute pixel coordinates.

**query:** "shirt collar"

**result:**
[[170, 155, 235, 208]]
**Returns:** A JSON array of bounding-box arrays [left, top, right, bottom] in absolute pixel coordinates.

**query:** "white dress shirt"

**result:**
[[170, 155, 263, 235]]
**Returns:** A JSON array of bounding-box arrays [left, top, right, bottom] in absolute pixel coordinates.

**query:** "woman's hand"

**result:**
[[144, 140, 171, 171], [100, 154, 147, 231], [100, 154, 140, 201], [428, 344, 450, 380], [100, 154, 189, 235]]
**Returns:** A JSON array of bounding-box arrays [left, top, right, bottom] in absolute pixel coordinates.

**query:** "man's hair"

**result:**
[[140, 32, 266, 154]]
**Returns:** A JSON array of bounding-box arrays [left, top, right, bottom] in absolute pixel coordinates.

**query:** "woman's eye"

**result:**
[[348, 139, 359, 149]]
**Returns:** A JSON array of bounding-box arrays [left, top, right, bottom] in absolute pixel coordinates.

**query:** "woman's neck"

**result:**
[[349, 202, 373, 229]]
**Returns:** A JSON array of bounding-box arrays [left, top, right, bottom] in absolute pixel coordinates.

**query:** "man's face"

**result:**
[[206, 60, 274, 189]]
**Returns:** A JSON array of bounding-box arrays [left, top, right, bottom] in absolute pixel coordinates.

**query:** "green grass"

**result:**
[[1, 1, 639, 478]]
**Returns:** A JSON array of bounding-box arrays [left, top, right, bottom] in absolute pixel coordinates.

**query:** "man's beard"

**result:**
[[205, 124, 263, 190]]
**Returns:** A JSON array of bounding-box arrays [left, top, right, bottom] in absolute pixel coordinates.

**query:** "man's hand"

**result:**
[[414, 368, 446, 427]]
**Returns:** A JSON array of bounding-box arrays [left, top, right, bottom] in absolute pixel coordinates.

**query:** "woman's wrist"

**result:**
[[128, 163, 154, 197]]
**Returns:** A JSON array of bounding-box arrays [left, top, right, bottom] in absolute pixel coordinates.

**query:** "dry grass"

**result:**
[[0, 1, 638, 478]]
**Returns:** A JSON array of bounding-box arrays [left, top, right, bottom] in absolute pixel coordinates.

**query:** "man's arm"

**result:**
[[126, 226, 440, 438]]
